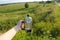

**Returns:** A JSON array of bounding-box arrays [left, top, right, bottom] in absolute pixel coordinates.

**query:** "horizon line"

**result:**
[[0, 0, 52, 4]]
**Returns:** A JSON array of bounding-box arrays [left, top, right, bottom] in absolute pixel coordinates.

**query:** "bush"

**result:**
[[46, 1, 53, 3], [49, 28, 60, 38], [33, 27, 44, 37], [25, 3, 29, 8]]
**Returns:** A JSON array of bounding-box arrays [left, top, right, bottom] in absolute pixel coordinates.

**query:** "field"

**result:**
[[0, 2, 60, 40]]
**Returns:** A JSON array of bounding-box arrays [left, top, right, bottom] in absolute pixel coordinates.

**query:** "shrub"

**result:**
[[50, 28, 60, 38], [33, 27, 44, 37], [46, 1, 53, 3], [25, 3, 29, 8]]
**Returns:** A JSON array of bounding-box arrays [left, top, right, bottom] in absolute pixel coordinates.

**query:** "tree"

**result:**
[[53, 0, 60, 2], [25, 3, 29, 8]]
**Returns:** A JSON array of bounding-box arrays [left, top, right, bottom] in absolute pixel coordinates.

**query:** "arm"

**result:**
[[0, 20, 24, 40]]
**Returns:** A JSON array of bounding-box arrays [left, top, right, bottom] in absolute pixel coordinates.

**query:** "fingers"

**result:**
[[20, 20, 25, 30], [17, 20, 24, 30], [14, 20, 25, 31]]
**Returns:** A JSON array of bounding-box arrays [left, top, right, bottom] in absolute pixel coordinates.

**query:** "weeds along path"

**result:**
[[0, 3, 60, 40], [0, 3, 40, 13]]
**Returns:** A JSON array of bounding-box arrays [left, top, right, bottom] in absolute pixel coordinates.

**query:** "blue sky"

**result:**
[[0, 0, 51, 4]]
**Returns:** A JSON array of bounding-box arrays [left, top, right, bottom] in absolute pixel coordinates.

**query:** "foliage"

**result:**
[[25, 3, 29, 8], [0, 3, 60, 40]]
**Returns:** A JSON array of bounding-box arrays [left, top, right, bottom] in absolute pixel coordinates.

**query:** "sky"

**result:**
[[0, 0, 51, 4]]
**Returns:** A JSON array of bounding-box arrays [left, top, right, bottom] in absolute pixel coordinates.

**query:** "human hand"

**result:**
[[15, 20, 25, 31]]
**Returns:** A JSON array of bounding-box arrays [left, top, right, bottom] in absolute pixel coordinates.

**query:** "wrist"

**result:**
[[14, 25, 21, 32]]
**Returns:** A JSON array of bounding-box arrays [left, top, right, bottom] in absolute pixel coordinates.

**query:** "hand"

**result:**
[[15, 20, 24, 31]]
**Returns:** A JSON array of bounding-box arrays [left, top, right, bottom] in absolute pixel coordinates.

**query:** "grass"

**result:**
[[0, 2, 60, 40]]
